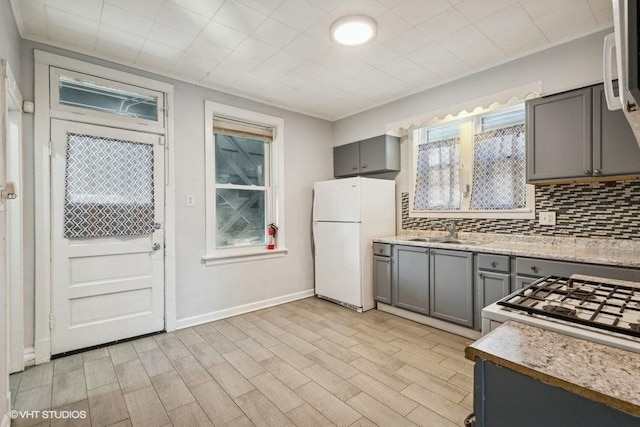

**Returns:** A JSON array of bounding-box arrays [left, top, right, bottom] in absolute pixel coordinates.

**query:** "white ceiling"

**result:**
[[10, 0, 612, 120]]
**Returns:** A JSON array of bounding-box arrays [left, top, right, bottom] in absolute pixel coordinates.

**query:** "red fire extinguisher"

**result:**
[[267, 223, 278, 250]]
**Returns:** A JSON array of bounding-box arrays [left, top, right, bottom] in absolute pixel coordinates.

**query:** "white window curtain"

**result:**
[[414, 133, 461, 211], [470, 123, 526, 210]]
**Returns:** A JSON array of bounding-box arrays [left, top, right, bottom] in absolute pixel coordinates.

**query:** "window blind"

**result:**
[[213, 116, 273, 141]]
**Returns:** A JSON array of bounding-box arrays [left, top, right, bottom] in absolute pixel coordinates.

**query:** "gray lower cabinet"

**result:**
[[473, 359, 640, 427], [429, 249, 473, 328], [475, 271, 510, 331], [392, 245, 429, 315], [373, 254, 392, 304], [515, 275, 540, 290]]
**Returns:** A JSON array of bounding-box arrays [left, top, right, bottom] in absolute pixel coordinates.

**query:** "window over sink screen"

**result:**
[[410, 105, 534, 219]]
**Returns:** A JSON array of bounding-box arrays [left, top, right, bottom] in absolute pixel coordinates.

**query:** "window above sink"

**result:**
[[409, 104, 535, 220]]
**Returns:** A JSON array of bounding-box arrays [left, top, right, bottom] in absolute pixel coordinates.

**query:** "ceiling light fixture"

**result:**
[[330, 15, 377, 46]]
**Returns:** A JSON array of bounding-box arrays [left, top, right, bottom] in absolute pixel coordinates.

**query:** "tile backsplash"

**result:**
[[401, 180, 640, 240]]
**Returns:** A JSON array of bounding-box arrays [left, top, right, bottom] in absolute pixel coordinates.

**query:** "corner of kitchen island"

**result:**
[[465, 320, 640, 427]]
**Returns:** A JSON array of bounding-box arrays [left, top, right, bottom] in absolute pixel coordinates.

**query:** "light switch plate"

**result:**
[[186, 195, 195, 207], [539, 211, 556, 226]]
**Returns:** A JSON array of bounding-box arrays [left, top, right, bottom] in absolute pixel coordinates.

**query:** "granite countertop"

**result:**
[[465, 321, 640, 418], [373, 233, 640, 268]]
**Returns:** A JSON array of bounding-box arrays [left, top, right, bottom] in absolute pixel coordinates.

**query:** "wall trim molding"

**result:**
[[176, 289, 315, 330], [23, 347, 35, 368]]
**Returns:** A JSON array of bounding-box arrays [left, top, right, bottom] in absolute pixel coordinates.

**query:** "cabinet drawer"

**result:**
[[373, 242, 391, 257], [516, 257, 640, 282], [478, 254, 510, 273]]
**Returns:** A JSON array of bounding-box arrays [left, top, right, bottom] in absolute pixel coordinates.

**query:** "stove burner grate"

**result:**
[[542, 305, 576, 317], [497, 275, 640, 339]]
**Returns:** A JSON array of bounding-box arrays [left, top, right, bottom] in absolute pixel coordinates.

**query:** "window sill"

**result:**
[[409, 209, 535, 220], [202, 248, 288, 266]]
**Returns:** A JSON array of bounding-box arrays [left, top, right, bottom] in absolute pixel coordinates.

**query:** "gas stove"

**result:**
[[482, 275, 640, 353]]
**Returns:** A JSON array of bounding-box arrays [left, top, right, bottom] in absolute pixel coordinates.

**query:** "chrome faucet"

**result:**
[[433, 220, 458, 239]]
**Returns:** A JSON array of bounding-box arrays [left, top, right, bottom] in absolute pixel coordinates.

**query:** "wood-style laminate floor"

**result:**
[[9, 297, 474, 427]]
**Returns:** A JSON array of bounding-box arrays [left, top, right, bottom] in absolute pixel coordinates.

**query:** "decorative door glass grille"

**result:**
[[64, 133, 155, 238]]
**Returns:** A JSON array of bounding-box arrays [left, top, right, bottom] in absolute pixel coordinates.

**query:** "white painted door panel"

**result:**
[[314, 221, 362, 308], [50, 120, 164, 354], [313, 178, 361, 222]]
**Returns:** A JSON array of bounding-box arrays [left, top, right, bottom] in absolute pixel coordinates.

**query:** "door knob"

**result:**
[[153, 222, 162, 230], [152, 243, 161, 251]]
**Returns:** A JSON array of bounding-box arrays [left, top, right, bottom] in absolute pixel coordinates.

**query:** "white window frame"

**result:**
[[409, 104, 535, 219], [203, 101, 286, 265]]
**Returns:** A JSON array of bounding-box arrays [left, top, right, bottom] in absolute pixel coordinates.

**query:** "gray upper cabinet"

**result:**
[[429, 249, 473, 328], [592, 83, 640, 176], [526, 87, 592, 181], [392, 245, 429, 315], [527, 83, 640, 183], [333, 142, 361, 177], [334, 135, 400, 178]]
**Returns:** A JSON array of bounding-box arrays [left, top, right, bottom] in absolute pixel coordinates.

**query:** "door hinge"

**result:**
[[48, 140, 52, 156], [159, 136, 165, 146], [49, 312, 54, 330]]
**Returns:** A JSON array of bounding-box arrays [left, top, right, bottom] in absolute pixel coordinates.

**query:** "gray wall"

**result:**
[[333, 29, 612, 231], [19, 41, 333, 347], [333, 29, 611, 145], [0, 0, 21, 419]]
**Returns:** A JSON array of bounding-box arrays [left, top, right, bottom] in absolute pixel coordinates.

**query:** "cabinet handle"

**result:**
[[593, 169, 602, 175], [479, 273, 484, 278], [584, 169, 592, 175], [530, 266, 538, 273], [490, 261, 497, 268], [361, 165, 368, 168], [352, 167, 358, 170]]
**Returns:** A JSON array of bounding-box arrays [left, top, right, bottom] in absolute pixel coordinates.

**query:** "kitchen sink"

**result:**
[[407, 237, 443, 242], [439, 239, 484, 245]]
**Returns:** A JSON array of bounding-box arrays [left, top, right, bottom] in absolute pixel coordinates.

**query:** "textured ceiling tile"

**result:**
[[187, 38, 232, 62], [271, 0, 327, 32], [96, 25, 144, 63], [200, 20, 248, 50], [104, 0, 165, 20], [16, 0, 46, 28], [43, 0, 103, 21], [237, 0, 286, 16], [534, 0, 597, 42], [168, 0, 225, 18], [392, 0, 451, 26], [173, 53, 219, 81], [417, 7, 470, 41], [155, 2, 209, 35], [213, 0, 268, 33], [100, 4, 153, 38], [146, 22, 196, 50], [253, 18, 299, 49]]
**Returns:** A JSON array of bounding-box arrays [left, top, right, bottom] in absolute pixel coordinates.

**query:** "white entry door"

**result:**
[[50, 119, 165, 354]]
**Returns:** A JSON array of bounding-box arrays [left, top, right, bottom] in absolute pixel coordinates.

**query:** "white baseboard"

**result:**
[[1, 413, 10, 427], [23, 346, 35, 367], [377, 303, 482, 340], [176, 289, 315, 330]]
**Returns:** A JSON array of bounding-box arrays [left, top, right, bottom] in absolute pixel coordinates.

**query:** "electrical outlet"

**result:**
[[539, 211, 556, 226], [186, 195, 195, 207]]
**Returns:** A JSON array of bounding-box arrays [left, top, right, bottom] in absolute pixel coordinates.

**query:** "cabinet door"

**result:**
[[592, 84, 640, 176], [526, 88, 592, 181], [392, 245, 429, 315], [515, 275, 540, 291], [359, 135, 400, 174], [429, 249, 473, 328], [475, 271, 511, 331], [373, 255, 392, 304], [333, 142, 360, 177]]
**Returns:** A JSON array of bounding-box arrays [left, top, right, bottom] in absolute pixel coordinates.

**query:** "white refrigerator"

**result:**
[[313, 177, 396, 312]]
